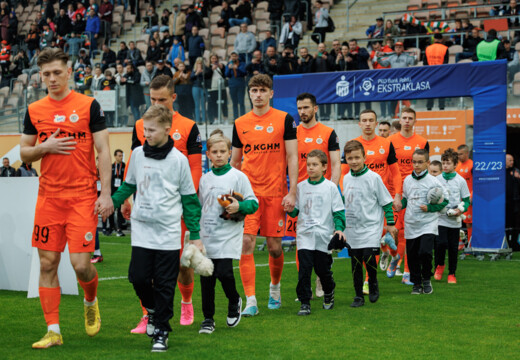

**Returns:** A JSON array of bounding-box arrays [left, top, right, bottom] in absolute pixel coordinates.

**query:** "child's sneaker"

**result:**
[[434, 265, 445, 280], [379, 252, 390, 271], [199, 319, 215, 334], [297, 304, 311, 316], [447, 274, 457, 284], [401, 272, 413, 285], [362, 281, 369, 295], [322, 290, 334, 310], [386, 255, 400, 278], [151, 330, 168, 352], [227, 298, 242, 327], [350, 296, 365, 307], [396, 267, 404, 276], [131, 315, 148, 334], [422, 280, 433, 294], [368, 281, 379, 303], [411, 285, 423, 295]]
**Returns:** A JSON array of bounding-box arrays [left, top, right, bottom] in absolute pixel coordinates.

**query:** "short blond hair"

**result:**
[[142, 104, 172, 126], [207, 134, 231, 151]]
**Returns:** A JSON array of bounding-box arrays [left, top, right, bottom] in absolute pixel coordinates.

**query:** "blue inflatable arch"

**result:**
[[273, 61, 507, 251]]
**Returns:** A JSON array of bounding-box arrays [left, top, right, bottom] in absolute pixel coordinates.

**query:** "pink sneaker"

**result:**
[[130, 315, 148, 334], [180, 302, 194, 325]]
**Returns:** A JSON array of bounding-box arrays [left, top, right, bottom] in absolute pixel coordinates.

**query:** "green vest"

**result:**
[[477, 39, 500, 61]]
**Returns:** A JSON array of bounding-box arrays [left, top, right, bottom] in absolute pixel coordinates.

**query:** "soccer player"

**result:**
[[456, 144, 473, 246], [378, 121, 391, 138], [342, 109, 402, 291], [434, 149, 470, 284], [198, 133, 258, 333], [342, 140, 396, 307], [388, 107, 429, 285], [111, 105, 202, 352], [129, 75, 203, 330], [230, 74, 298, 316], [287, 149, 345, 316], [20, 48, 113, 348], [289, 92, 341, 297], [401, 149, 448, 295]]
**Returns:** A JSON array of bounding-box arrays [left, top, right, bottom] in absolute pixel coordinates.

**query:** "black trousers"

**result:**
[[311, 27, 327, 44], [406, 234, 435, 285], [200, 258, 240, 320], [296, 249, 335, 305], [435, 226, 460, 275], [350, 247, 379, 298], [128, 246, 180, 332]]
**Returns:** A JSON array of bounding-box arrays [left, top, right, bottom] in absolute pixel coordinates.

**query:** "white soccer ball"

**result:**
[[426, 187, 444, 204]]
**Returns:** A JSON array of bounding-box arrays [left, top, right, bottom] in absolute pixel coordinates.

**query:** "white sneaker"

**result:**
[[380, 252, 390, 271], [396, 267, 404, 276], [315, 277, 324, 298]]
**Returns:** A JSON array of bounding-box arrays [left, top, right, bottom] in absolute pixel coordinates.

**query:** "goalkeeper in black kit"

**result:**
[[401, 149, 448, 295]]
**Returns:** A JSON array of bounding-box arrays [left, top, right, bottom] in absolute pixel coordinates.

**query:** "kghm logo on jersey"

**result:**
[[336, 75, 350, 97], [360, 77, 375, 96], [255, 125, 263, 131]]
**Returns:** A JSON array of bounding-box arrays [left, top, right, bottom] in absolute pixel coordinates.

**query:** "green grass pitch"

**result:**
[[1, 235, 519, 359]]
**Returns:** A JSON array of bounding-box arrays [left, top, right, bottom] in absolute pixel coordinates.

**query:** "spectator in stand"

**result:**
[[369, 41, 393, 119], [263, 45, 280, 77], [99, 0, 113, 40], [268, 0, 283, 37], [26, 23, 40, 60], [246, 49, 264, 80], [314, 42, 331, 120], [505, 0, 520, 27], [172, 61, 194, 118], [143, 5, 159, 34], [349, 38, 371, 116], [384, 19, 399, 37], [85, 8, 100, 56], [260, 30, 276, 54], [207, 53, 228, 124], [39, 22, 54, 49], [168, 36, 185, 63], [0, 157, 16, 177], [284, 0, 300, 18], [55, 8, 72, 37], [126, 40, 144, 67], [185, 5, 203, 45], [12, 49, 29, 77], [91, 65, 105, 91], [188, 25, 205, 67], [506, 153, 520, 251], [504, 39, 516, 62], [476, 29, 507, 61], [141, 60, 156, 107], [335, 43, 357, 120], [114, 63, 128, 126], [42, 0, 56, 21], [154, 58, 173, 78], [278, 45, 298, 75], [73, 13, 86, 34], [129, 0, 140, 22], [404, 19, 427, 50], [122, 62, 145, 123], [6, 10, 17, 43], [279, 16, 302, 49], [67, 3, 75, 22], [100, 44, 116, 71], [425, 33, 449, 111], [146, 38, 162, 62], [0, 10, 7, 43], [229, 0, 252, 27], [116, 41, 128, 65], [508, 43, 520, 82], [16, 162, 38, 177], [169, 4, 186, 39], [225, 51, 246, 119], [36, 12, 47, 31], [327, 39, 341, 69], [298, 46, 315, 73], [311, 0, 329, 45], [87, 0, 99, 14], [78, 64, 93, 95], [462, 18, 474, 32], [490, 0, 509, 16], [159, 29, 173, 56], [457, 27, 482, 62], [234, 22, 256, 63], [448, 19, 463, 47], [159, 9, 171, 32], [101, 69, 116, 126], [217, 1, 234, 32], [366, 17, 384, 39], [191, 57, 212, 124], [0, 39, 10, 75], [74, 1, 87, 20]]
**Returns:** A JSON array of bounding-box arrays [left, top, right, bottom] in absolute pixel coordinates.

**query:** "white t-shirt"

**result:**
[[199, 167, 257, 259], [403, 173, 449, 239], [295, 178, 345, 253], [125, 146, 196, 250], [436, 173, 471, 228], [343, 168, 393, 249]]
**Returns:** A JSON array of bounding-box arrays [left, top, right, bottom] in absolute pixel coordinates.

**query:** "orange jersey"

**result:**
[[388, 132, 429, 183], [456, 159, 473, 193], [232, 108, 297, 197], [297, 122, 339, 182], [131, 112, 203, 189], [23, 90, 106, 198]]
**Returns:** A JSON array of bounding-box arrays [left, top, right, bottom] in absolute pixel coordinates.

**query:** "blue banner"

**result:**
[[273, 61, 507, 252]]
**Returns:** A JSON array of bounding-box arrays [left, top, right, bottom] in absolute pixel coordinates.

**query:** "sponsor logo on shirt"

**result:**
[[404, 145, 412, 150], [255, 125, 264, 131], [304, 138, 313, 143], [54, 114, 66, 123], [367, 150, 375, 155]]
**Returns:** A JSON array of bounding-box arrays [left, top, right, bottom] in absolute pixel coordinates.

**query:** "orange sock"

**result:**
[[404, 253, 410, 273], [140, 301, 147, 316], [239, 254, 256, 297], [269, 253, 284, 285], [295, 248, 299, 272], [467, 226, 472, 244], [39, 287, 60, 326], [78, 272, 98, 302], [177, 282, 194, 303], [397, 231, 406, 260]]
